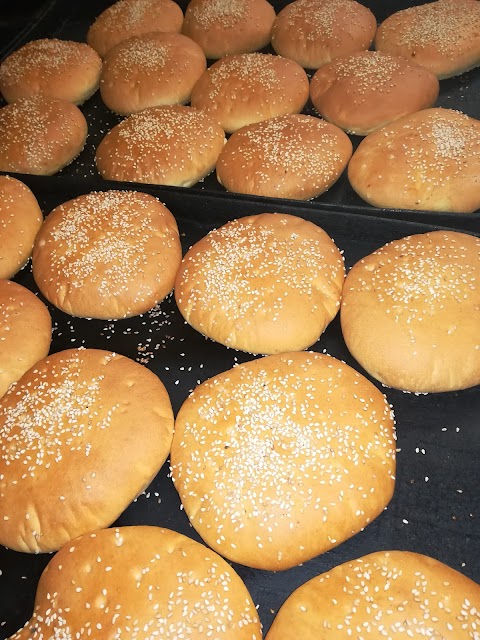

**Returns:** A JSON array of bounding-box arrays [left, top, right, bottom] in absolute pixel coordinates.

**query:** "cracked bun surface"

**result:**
[[174, 212, 345, 354], [341, 230, 480, 393], [0, 349, 174, 553], [265, 550, 480, 640], [32, 190, 182, 319], [8, 526, 261, 640], [171, 351, 396, 570]]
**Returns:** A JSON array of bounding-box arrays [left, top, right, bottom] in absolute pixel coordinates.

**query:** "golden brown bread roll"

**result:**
[[216, 114, 352, 199], [0, 175, 43, 279], [375, 0, 480, 80], [174, 212, 346, 354], [0, 38, 102, 105], [32, 190, 182, 319], [190, 52, 309, 133], [0, 280, 51, 398], [87, 0, 184, 58], [0, 348, 174, 553], [8, 526, 262, 640], [182, 0, 276, 59], [171, 351, 396, 570], [341, 230, 480, 393], [265, 550, 480, 640], [271, 0, 377, 69], [310, 51, 440, 136]]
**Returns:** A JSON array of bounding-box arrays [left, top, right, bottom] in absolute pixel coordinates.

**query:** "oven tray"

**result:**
[[0, 175, 479, 637], [0, 0, 479, 232]]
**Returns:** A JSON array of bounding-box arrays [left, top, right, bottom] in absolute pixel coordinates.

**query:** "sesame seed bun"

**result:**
[[265, 550, 480, 640], [0, 349, 174, 553], [271, 0, 377, 70], [0, 38, 102, 105], [182, 0, 276, 59], [375, 0, 480, 80], [100, 32, 206, 115], [0, 176, 43, 279], [347, 108, 480, 214], [87, 0, 184, 59], [310, 51, 440, 136], [0, 280, 51, 399], [340, 230, 480, 393], [8, 526, 262, 640], [174, 212, 345, 354], [32, 190, 182, 320], [0, 95, 87, 176], [190, 53, 309, 134], [95, 104, 225, 186], [171, 351, 396, 571], [216, 114, 352, 200]]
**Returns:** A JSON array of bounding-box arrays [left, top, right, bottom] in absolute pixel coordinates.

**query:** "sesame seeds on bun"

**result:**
[[375, 0, 480, 80], [182, 0, 276, 59], [8, 526, 262, 640], [87, 0, 184, 58], [171, 351, 396, 570], [100, 31, 206, 115], [190, 52, 309, 134], [0, 95, 88, 176], [0, 175, 43, 279], [347, 108, 480, 214], [174, 212, 345, 354], [310, 51, 440, 136], [0, 349, 174, 553], [95, 104, 226, 186], [32, 190, 182, 320], [216, 114, 352, 200], [0, 280, 51, 399], [0, 38, 102, 105], [271, 0, 377, 70], [341, 230, 480, 393], [265, 550, 480, 640]]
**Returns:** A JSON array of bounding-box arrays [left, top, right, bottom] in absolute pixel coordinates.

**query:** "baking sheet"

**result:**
[[0, 0, 479, 231], [0, 175, 479, 638]]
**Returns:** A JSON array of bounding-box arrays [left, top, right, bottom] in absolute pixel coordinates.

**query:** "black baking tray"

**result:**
[[0, 175, 479, 638], [0, 0, 479, 232]]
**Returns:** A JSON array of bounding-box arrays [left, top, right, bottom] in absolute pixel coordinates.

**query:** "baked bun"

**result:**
[[265, 550, 480, 640], [182, 0, 276, 59], [0, 38, 102, 105], [310, 51, 440, 136], [0, 175, 43, 278], [0, 348, 174, 553], [8, 526, 262, 640], [347, 108, 480, 213], [100, 31, 206, 115], [216, 114, 352, 200], [190, 53, 309, 133], [175, 213, 345, 354], [375, 0, 480, 80], [87, 0, 184, 58], [341, 230, 480, 393], [95, 104, 225, 185], [171, 351, 396, 570], [0, 280, 51, 398], [271, 0, 377, 70], [0, 95, 87, 176], [32, 190, 182, 320]]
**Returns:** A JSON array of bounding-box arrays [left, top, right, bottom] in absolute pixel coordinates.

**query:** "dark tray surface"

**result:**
[[0, 176, 479, 638]]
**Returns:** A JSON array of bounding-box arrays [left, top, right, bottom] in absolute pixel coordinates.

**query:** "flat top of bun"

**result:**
[[265, 550, 480, 640], [32, 190, 181, 319], [171, 351, 396, 571], [0, 348, 174, 553], [174, 212, 345, 354], [9, 526, 261, 640]]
